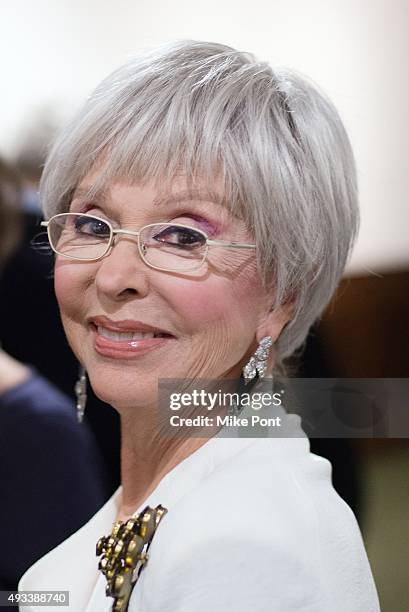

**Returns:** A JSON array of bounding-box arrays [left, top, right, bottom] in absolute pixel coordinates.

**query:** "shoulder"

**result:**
[[0, 368, 96, 449], [0, 368, 74, 419], [154, 437, 336, 555], [169, 436, 333, 531], [136, 437, 380, 612]]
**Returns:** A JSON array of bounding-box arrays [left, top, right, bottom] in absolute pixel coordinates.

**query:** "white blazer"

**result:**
[[18, 410, 380, 611]]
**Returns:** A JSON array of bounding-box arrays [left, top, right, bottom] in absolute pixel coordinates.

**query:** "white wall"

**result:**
[[1, 0, 408, 274]]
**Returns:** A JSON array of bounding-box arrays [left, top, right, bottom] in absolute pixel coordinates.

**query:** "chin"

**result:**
[[87, 366, 159, 410]]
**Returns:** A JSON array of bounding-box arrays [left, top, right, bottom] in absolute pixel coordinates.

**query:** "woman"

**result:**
[[18, 41, 380, 611]]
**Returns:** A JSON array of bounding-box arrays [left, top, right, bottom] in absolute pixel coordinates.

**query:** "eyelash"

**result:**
[[72, 202, 221, 237]]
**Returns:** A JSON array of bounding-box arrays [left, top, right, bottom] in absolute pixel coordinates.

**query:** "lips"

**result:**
[[89, 315, 174, 336], [88, 315, 175, 359]]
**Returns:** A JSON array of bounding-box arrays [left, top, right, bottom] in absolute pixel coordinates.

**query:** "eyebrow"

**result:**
[[71, 186, 226, 208], [71, 186, 107, 203], [153, 189, 226, 207]]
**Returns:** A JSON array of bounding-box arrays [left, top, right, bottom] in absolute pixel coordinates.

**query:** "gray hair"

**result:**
[[40, 40, 359, 374]]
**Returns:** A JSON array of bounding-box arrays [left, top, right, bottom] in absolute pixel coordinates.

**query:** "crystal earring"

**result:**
[[242, 336, 273, 385], [75, 365, 87, 424]]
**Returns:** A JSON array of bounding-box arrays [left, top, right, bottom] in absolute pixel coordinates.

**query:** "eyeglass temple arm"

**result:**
[[207, 238, 256, 249]]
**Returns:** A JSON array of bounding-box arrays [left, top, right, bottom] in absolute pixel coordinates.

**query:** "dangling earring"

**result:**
[[75, 365, 87, 424], [228, 397, 242, 417], [242, 336, 273, 385]]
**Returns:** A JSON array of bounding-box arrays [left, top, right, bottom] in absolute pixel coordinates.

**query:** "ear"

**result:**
[[250, 299, 294, 377], [256, 298, 295, 345]]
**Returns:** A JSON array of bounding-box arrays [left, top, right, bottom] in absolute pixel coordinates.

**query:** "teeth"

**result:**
[[97, 326, 155, 341]]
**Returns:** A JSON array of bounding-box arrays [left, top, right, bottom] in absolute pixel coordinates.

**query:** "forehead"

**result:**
[[70, 169, 235, 217]]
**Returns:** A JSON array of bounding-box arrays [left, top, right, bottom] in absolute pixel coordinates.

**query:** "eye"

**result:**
[[73, 215, 111, 238], [151, 225, 206, 249]]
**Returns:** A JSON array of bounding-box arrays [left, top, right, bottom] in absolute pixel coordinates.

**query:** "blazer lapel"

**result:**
[[18, 487, 122, 611]]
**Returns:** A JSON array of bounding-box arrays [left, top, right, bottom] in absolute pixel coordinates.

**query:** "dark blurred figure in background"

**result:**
[[0, 157, 108, 598], [1, 143, 121, 493]]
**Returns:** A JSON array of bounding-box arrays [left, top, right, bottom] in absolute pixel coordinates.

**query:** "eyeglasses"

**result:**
[[40, 212, 256, 273]]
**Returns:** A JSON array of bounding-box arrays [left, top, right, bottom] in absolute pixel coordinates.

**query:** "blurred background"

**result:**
[[0, 1, 408, 610]]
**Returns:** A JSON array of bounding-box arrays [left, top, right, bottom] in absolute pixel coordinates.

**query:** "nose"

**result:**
[[94, 234, 150, 301]]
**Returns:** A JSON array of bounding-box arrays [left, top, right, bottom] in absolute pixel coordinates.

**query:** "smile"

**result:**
[[90, 322, 175, 359]]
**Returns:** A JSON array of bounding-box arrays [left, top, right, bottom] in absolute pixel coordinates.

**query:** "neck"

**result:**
[[115, 369, 255, 521], [117, 408, 210, 521]]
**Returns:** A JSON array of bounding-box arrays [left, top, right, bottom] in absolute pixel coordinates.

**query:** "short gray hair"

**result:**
[[40, 40, 359, 374]]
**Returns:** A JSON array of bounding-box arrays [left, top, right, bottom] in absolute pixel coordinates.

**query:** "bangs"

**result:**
[[73, 132, 248, 227], [41, 41, 278, 234]]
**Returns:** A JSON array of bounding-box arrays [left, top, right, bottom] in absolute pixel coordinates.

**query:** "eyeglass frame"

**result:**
[[40, 212, 257, 273]]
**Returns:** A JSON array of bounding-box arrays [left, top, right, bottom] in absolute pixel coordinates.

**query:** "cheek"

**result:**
[[161, 264, 263, 334], [54, 259, 95, 365], [54, 259, 87, 321], [158, 264, 264, 376]]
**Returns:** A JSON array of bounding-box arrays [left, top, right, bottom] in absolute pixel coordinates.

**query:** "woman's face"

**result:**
[[54, 169, 284, 411]]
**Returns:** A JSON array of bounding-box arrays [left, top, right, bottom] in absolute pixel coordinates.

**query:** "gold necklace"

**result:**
[[96, 505, 167, 611]]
